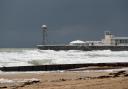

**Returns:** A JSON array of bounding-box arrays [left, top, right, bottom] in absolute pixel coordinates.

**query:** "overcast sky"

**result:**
[[0, 0, 128, 47]]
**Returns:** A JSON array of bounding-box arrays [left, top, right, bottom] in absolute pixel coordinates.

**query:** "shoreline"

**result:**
[[0, 67, 128, 89]]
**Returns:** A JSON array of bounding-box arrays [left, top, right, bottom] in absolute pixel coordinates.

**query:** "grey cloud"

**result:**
[[0, 0, 128, 47]]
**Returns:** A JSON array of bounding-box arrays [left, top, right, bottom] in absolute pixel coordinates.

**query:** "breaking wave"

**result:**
[[0, 48, 128, 67]]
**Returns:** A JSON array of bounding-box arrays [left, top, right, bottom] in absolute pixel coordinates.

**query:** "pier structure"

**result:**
[[37, 25, 128, 51]]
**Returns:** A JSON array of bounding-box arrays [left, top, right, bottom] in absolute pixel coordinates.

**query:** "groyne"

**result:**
[[1, 62, 128, 72]]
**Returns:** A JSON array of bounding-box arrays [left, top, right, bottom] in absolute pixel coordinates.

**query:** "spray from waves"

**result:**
[[0, 48, 128, 67]]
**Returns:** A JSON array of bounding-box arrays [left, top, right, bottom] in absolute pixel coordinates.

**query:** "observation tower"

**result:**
[[41, 25, 48, 45]]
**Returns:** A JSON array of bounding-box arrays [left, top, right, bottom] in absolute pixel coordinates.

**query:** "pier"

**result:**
[[37, 45, 128, 51]]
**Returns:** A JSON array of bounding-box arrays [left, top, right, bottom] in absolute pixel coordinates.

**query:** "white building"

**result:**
[[102, 31, 128, 46], [84, 41, 103, 46], [69, 31, 128, 46], [69, 40, 103, 46], [112, 37, 128, 46], [69, 40, 86, 46]]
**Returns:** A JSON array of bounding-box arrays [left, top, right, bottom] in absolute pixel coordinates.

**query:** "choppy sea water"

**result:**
[[0, 48, 128, 67]]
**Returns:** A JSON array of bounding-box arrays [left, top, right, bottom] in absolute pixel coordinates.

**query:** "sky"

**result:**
[[0, 0, 128, 47]]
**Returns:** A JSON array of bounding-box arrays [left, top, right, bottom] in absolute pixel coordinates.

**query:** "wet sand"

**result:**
[[0, 67, 128, 89]]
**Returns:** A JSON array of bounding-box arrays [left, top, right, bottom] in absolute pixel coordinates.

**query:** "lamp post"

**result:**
[[41, 25, 47, 45]]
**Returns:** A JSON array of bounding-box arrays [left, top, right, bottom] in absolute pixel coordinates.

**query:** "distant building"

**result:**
[[102, 31, 113, 46], [85, 41, 103, 46], [69, 31, 128, 46], [112, 37, 128, 46], [69, 40, 86, 46], [102, 31, 128, 46]]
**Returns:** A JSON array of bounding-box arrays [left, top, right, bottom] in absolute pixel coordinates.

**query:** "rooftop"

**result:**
[[112, 37, 128, 40], [70, 40, 85, 44]]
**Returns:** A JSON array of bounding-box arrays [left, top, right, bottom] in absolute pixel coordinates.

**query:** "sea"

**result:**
[[0, 48, 128, 67]]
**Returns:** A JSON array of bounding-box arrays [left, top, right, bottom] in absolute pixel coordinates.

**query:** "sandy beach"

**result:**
[[1, 67, 128, 89]]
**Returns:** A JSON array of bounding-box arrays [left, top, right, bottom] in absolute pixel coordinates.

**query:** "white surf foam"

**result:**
[[0, 78, 39, 83], [0, 48, 128, 67]]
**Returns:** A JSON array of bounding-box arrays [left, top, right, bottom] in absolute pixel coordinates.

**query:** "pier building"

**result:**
[[69, 31, 128, 46], [102, 31, 128, 46]]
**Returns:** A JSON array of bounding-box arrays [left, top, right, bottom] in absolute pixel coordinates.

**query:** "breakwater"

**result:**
[[1, 62, 128, 72]]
